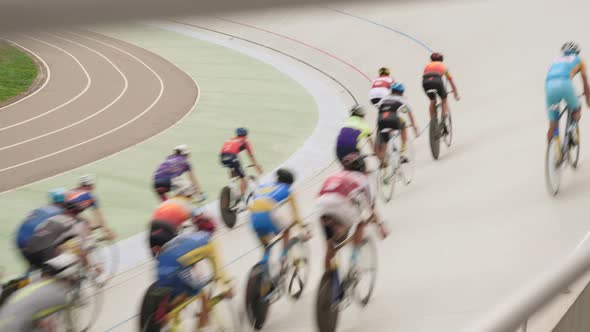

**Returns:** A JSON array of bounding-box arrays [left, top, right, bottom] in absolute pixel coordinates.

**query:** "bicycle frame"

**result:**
[[553, 106, 576, 162]]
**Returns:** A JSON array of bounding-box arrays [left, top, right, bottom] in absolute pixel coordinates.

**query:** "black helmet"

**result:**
[[276, 168, 295, 185], [430, 52, 444, 62], [342, 152, 366, 173]]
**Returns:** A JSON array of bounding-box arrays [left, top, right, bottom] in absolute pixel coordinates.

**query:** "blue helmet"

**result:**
[[390, 82, 405, 94], [49, 188, 66, 204], [236, 127, 248, 137]]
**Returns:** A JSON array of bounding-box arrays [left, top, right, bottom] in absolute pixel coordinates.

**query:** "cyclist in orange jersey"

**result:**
[[422, 53, 460, 131]]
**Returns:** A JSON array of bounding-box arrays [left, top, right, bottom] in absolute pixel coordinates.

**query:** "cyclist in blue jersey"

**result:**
[[545, 42, 590, 143], [72, 175, 116, 240], [336, 105, 377, 165], [248, 169, 304, 261]]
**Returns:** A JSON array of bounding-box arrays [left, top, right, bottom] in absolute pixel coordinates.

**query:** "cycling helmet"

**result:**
[[236, 127, 248, 137], [562, 41, 580, 55], [430, 52, 444, 62], [43, 252, 82, 280], [378, 67, 391, 76], [276, 168, 295, 185], [350, 104, 366, 117], [79, 174, 96, 188], [341, 152, 367, 173], [171, 179, 196, 197], [390, 82, 405, 94], [174, 144, 190, 156], [193, 212, 216, 233], [48, 188, 66, 204]]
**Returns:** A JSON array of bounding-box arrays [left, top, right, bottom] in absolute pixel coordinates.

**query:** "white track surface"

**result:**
[[96, 0, 590, 331]]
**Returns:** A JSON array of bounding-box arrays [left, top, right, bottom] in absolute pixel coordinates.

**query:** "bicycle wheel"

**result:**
[[354, 237, 377, 307], [285, 236, 311, 300], [545, 136, 562, 196], [429, 114, 441, 160], [219, 186, 237, 229], [139, 283, 173, 332], [245, 263, 270, 330], [65, 278, 103, 332], [86, 231, 119, 288], [377, 164, 395, 203], [568, 129, 581, 169], [315, 271, 339, 332], [399, 139, 415, 185], [443, 111, 453, 147]]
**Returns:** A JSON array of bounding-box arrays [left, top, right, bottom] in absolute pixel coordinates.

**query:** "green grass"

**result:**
[[0, 42, 38, 102]]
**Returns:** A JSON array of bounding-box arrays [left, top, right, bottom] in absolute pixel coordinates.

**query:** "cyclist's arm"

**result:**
[[287, 194, 303, 225], [186, 169, 203, 194], [245, 142, 263, 174], [90, 207, 116, 240], [445, 71, 460, 99], [579, 61, 590, 106], [208, 240, 229, 284]]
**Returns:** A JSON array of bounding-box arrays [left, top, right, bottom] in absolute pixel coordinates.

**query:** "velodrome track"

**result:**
[[0, 31, 197, 192], [6, 0, 590, 331]]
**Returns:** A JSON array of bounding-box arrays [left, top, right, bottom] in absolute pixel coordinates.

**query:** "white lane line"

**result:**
[[0, 35, 93, 132], [0, 33, 130, 152], [0, 30, 198, 195], [0, 32, 165, 173], [0, 39, 52, 111]]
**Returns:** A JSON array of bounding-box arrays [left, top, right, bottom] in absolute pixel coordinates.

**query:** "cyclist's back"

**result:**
[[546, 54, 584, 82], [16, 205, 63, 250]]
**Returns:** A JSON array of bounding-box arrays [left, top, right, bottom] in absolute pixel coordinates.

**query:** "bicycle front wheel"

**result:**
[[568, 130, 581, 169], [443, 111, 453, 147], [315, 271, 339, 332], [354, 237, 378, 307], [545, 136, 562, 196], [286, 236, 311, 300], [219, 186, 237, 229], [429, 116, 441, 160], [400, 139, 416, 185], [86, 230, 119, 288]]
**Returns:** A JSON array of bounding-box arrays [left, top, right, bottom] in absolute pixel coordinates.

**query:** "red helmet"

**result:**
[[192, 213, 216, 233]]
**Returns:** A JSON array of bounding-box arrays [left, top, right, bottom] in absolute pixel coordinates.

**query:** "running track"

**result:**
[[0, 30, 198, 192]]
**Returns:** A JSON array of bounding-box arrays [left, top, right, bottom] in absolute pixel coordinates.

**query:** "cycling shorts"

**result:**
[[422, 74, 447, 100], [220, 153, 245, 178], [546, 78, 581, 121], [377, 111, 404, 145], [316, 193, 361, 242]]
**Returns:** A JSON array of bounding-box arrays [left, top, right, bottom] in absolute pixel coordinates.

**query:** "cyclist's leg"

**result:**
[[317, 194, 355, 269], [437, 79, 450, 119], [546, 80, 566, 143], [251, 212, 279, 247], [422, 77, 438, 120]]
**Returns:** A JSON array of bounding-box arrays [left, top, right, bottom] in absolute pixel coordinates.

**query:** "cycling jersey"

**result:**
[[156, 231, 213, 297], [423, 61, 452, 78], [369, 75, 395, 102], [154, 155, 191, 181], [66, 189, 98, 209], [545, 54, 586, 119], [319, 170, 373, 205], [220, 137, 253, 156], [16, 205, 63, 249], [249, 182, 294, 238]]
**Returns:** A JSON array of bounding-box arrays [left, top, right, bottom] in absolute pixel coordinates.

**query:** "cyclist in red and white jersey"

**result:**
[[369, 67, 395, 105], [316, 153, 389, 270]]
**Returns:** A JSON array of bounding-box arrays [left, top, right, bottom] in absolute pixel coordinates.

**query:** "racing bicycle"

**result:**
[[545, 97, 582, 196], [315, 216, 377, 332], [376, 128, 415, 202], [245, 222, 311, 330], [219, 164, 259, 229], [427, 89, 453, 160]]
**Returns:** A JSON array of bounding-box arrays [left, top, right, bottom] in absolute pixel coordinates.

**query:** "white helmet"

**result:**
[[174, 144, 190, 156], [44, 252, 82, 280], [79, 174, 96, 187], [171, 179, 196, 197]]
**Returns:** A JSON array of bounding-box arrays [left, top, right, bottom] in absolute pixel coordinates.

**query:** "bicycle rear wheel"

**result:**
[[315, 271, 339, 332], [545, 136, 562, 196], [285, 236, 311, 300], [354, 237, 378, 307], [429, 114, 441, 160], [219, 186, 237, 229], [245, 263, 270, 330]]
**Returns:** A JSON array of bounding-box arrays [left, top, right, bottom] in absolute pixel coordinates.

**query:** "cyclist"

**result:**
[[336, 105, 377, 166], [545, 41, 590, 143], [154, 144, 206, 202], [149, 180, 204, 256], [369, 67, 395, 105], [316, 153, 389, 271], [71, 174, 116, 241], [0, 252, 84, 332], [249, 168, 305, 263], [376, 82, 420, 165], [220, 128, 264, 200], [422, 52, 460, 132], [155, 213, 233, 332]]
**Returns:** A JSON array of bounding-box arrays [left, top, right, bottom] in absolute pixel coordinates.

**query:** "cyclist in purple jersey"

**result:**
[[153, 145, 206, 202]]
